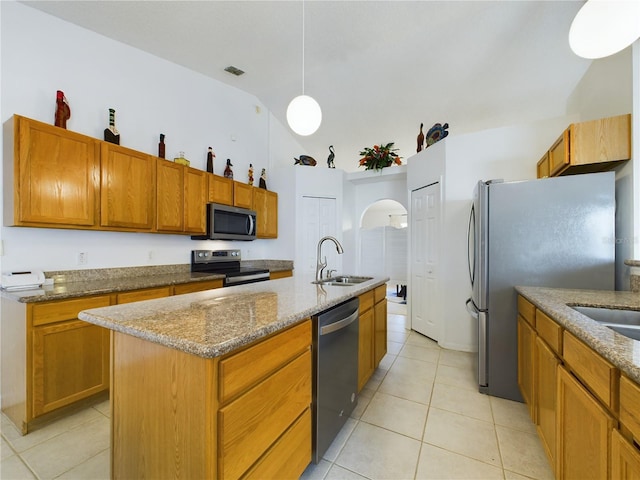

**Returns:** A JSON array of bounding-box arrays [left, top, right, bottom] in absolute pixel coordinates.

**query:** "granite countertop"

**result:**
[[1, 260, 293, 303], [516, 286, 640, 384], [79, 273, 389, 359]]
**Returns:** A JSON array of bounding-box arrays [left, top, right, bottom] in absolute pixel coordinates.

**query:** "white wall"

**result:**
[[408, 117, 577, 351], [0, 2, 305, 274]]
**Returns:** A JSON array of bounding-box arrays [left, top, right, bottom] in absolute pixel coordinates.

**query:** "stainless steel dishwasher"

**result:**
[[313, 297, 359, 463]]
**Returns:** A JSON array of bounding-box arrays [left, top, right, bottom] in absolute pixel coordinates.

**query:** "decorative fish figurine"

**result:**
[[294, 155, 317, 166], [425, 122, 449, 147]]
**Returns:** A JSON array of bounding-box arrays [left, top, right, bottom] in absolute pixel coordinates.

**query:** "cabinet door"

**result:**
[[101, 143, 155, 230], [537, 152, 550, 179], [549, 130, 569, 176], [535, 336, 559, 472], [517, 315, 536, 421], [13, 115, 100, 227], [156, 159, 184, 232], [374, 298, 387, 367], [611, 428, 640, 479], [32, 320, 109, 416], [233, 181, 253, 209], [254, 188, 278, 238], [556, 366, 614, 480], [358, 308, 374, 392], [184, 167, 207, 234], [208, 174, 233, 205], [173, 280, 223, 295], [116, 286, 171, 304]]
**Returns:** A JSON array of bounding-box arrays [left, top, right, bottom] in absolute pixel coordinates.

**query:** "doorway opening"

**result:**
[[358, 199, 408, 316]]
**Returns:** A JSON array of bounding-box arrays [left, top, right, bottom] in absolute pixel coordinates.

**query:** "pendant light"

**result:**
[[287, 0, 322, 136], [569, 0, 640, 59]]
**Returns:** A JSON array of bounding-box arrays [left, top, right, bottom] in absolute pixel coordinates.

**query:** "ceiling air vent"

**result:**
[[224, 66, 245, 76]]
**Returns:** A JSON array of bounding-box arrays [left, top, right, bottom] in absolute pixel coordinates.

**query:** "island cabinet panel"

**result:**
[[218, 320, 311, 403], [101, 143, 156, 231], [244, 408, 312, 480], [110, 318, 312, 480], [8, 115, 100, 228], [270, 270, 293, 280], [357, 286, 387, 392], [111, 332, 213, 480], [218, 349, 312, 480], [358, 298, 375, 392], [556, 365, 615, 480], [374, 286, 387, 366]]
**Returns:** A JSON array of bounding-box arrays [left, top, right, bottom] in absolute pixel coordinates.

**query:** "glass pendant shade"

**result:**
[[286, 94, 322, 136], [569, 0, 640, 59]]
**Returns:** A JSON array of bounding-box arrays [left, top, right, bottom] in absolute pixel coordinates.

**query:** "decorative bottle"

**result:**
[[54, 90, 71, 129], [206, 147, 215, 173], [104, 109, 120, 145], [248, 163, 254, 185], [259, 168, 267, 189], [224, 159, 234, 179], [158, 134, 165, 158], [417, 123, 424, 152]]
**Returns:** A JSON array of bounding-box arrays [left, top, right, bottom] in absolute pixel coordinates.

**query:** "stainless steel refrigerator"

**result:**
[[466, 172, 615, 402]]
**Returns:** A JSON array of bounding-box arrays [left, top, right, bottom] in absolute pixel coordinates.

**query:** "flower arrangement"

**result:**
[[358, 142, 402, 171]]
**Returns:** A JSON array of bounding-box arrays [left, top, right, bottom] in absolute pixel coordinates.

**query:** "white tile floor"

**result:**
[[0, 298, 553, 480]]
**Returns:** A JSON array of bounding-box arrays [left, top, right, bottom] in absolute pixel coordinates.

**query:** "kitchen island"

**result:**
[[79, 273, 388, 480]]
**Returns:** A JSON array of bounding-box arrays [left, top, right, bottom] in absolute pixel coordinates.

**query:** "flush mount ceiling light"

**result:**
[[287, 0, 322, 136], [569, 0, 640, 59]]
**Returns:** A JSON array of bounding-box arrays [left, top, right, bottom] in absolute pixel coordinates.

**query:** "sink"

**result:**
[[571, 305, 640, 341], [312, 275, 374, 286]]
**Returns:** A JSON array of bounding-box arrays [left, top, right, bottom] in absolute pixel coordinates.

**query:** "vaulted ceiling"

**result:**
[[22, 0, 591, 171]]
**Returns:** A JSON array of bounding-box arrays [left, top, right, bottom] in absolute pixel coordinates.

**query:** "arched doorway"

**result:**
[[358, 199, 408, 312]]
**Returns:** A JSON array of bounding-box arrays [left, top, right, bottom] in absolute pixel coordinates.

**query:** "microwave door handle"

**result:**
[[247, 214, 254, 235]]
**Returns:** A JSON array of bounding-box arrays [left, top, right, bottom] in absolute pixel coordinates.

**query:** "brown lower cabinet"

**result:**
[[1, 280, 223, 434], [517, 294, 640, 480], [358, 284, 387, 391], [111, 319, 312, 480]]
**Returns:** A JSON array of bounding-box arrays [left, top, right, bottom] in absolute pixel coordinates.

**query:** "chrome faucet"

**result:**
[[316, 236, 344, 282]]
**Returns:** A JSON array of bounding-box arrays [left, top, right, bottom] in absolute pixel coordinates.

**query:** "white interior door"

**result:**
[[410, 183, 440, 341], [300, 197, 339, 275]]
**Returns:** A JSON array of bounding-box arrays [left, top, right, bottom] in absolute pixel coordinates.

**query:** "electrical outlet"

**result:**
[[77, 252, 88, 265]]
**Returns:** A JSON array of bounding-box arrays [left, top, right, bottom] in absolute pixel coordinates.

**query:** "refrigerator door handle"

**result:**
[[467, 205, 476, 287], [465, 298, 478, 319]]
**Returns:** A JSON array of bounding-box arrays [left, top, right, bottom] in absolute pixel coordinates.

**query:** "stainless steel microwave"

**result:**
[[191, 203, 256, 241]]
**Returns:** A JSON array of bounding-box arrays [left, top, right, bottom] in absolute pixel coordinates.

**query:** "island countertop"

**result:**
[[516, 286, 640, 384], [79, 273, 389, 359]]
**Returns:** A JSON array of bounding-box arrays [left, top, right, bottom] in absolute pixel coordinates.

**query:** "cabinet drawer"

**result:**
[[536, 309, 562, 355], [173, 279, 222, 295], [620, 375, 640, 443], [243, 408, 312, 480], [219, 320, 311, 403], [218, 349, 312, 480], [270, 270, 292, 280], [517, 295, 536, 327], [374, 284, 387, 304], [359, 290, 374, 313], [31, 295, 111, 326], [563, 331, 618, 410], [116, 286, 171, 304]]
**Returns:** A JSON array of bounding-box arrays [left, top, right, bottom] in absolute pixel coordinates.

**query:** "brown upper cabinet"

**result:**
[[157, 159, 207, 235], [233, 181, 253, 209], [4, 115, 100, 228], [538, 114, 631, 178], [253, 188, 278, 238], [101, 142, 156, 231], [208, 173, 234, 206], [4, 114, 217, 235]]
